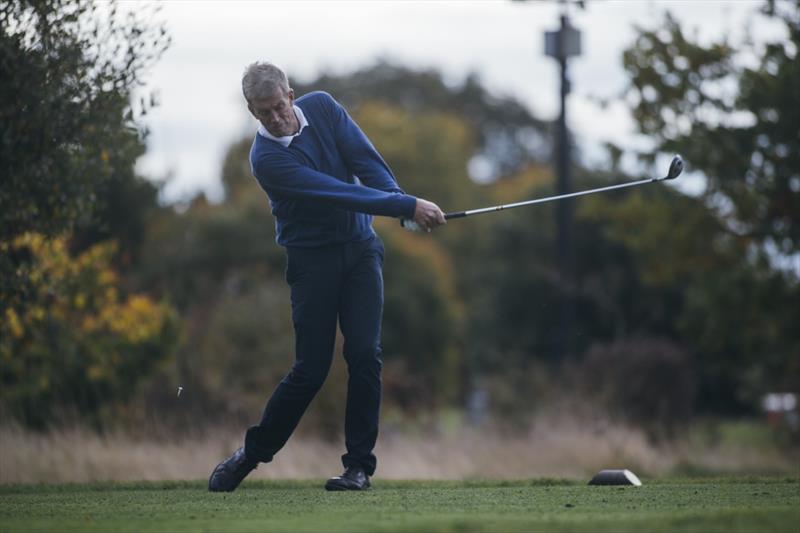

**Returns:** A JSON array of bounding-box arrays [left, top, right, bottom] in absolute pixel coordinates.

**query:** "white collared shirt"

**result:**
[[257, 105, 309, 147]]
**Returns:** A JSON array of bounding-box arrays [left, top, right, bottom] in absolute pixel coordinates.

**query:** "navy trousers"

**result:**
[[244, 235, 385, 475]]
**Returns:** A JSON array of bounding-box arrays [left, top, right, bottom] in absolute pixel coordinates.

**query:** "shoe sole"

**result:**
[[324, 481, 371, 491]]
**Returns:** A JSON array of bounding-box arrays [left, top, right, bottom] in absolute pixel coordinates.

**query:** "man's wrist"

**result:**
[[402, 195, 418, 220]]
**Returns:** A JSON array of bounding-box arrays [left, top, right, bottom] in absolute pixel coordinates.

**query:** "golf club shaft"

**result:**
[[444, 176, 659, 220]]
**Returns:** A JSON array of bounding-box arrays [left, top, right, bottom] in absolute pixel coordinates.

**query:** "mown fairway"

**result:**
[[1, 478, 797, 532]]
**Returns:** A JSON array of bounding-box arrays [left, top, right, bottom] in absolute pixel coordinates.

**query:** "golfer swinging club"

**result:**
[[209, 62, 446, 492]]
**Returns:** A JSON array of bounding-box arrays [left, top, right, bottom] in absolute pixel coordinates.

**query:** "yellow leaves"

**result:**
[[353, 101, 479, 211], [104, 286, 118, 303], [8, 233, 71, 285], [74, 293, 87, 309], [376, 217, 465, 324], [128, 295, 154, 314], [2, 231, 177, 369], [81, 315, 99, 333], [98, 268, 117, 286], [2, 230, 181, 426], [490, 164, 554, 205], [76, 241, 117, 272], [381, 220, 457, 295], [107, 295, 167, 343], [5, 309, 24, 339], [356, 101, 474, 150], [12, 232, 46, 251], [75, 279, 170, 343]]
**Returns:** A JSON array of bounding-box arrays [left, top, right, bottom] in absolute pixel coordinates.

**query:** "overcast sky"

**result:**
[[130, 0, 780, 203]]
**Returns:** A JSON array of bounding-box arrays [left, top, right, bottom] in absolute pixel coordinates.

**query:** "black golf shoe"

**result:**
[[208, 447, 258, 492], [324, 466, 371, 491]]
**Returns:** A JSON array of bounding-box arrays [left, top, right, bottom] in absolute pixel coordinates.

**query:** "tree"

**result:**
[[0, 0, 170, 240], [0, 233, 179, 427], [462, 154, 798, 417], [292, 61, 550, 181], [610, 0, 800, 412], [0, 0, 176, 427], [620, 0, 799, 259], [1, 0, 170, 306], [580, 185, 800, 413]]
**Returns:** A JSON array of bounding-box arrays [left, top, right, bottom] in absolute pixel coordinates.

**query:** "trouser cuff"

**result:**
[[244, 425, 275, 463]]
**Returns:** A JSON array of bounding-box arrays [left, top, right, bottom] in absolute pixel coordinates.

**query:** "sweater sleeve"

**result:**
[[253, 153, 417, 219], [325, 94, 406, 194]]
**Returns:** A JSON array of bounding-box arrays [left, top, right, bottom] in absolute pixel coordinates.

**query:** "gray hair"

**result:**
[[242, 61, 290, 102]]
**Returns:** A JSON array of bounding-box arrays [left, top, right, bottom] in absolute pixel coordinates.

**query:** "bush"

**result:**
[[378, 220, 464, 409], [0, 233, 180, 428], [578, 337, 696, 440]]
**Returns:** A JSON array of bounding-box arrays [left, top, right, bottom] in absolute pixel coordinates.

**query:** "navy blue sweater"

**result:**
[[249, 91, 417, 247]]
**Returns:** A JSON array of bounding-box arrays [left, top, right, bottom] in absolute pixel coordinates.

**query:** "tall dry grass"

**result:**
[[1, 414, 795, 484]]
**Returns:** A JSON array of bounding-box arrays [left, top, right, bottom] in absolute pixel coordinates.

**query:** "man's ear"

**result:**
[[287, 88, 295, 103], [247, 102, 256, 117]]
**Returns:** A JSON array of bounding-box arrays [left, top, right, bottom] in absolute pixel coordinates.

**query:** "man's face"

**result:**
[[249, 88, 297, 137]]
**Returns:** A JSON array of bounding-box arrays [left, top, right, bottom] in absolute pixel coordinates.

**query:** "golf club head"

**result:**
[[665, 155, 684, 180]]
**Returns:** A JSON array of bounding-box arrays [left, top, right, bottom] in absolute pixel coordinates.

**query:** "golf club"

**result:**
[[401, 155, 684, 231]]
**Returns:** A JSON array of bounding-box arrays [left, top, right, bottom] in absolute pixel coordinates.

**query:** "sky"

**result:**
[[129, 0, 780, 204]]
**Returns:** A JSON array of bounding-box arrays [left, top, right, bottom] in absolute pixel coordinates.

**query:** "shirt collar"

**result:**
[[257, 105, 308, 147]]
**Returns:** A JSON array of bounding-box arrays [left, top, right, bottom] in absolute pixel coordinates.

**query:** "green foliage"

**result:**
[[378, 221, 464, 408], [0, 234, 180, 428], [593, 1, 800, 414], [69, 166, 162, 266], [579, 338, 696, 440], [461, 168, 637, 370], [575, 184, 799, 414], [6, 9, 795, 434], [136, 200, 283, 310], [621, 2, 800, 256], [131, 183, 288, 425], [354, 102, 480, 214], [182, 276, 295, 419], [0, 0, 170, 240], [136, 140, 284, 308], [0, 0, 170, 315], [679, 264, 800, 411], [463, 158, 799, 419], [293, 61, 549, 180], [0, 0, 175, 428]]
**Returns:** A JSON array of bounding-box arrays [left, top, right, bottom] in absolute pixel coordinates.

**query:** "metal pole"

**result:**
[[555, 13, 574, 361]]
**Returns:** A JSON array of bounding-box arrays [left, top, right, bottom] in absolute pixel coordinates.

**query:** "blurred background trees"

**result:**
[[0, 234, 178, 427], [621, 1, 799, 258], [0, 0, 169, 241], [613, 0, 800, 416], [0, 0, 177, 427], [2, 0, 797, 442]]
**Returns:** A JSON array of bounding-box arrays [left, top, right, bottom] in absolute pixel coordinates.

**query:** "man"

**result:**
[[208, 62, 446, 492]]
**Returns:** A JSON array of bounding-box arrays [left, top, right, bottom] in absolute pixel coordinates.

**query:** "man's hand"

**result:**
[[411, 198, 446, 232]]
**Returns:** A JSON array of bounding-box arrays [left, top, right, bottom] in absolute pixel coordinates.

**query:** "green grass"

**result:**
[[1, 478, 798, 532]]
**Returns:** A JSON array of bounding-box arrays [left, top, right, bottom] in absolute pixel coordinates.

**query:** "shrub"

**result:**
[[0, 233, 180, 427], [578, 337, 696, 440]]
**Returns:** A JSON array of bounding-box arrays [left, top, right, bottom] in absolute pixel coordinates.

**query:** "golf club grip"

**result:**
[[444, 211, 467, 220]]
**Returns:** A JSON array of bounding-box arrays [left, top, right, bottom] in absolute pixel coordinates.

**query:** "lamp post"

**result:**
[[545, 12, 581, 359]]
